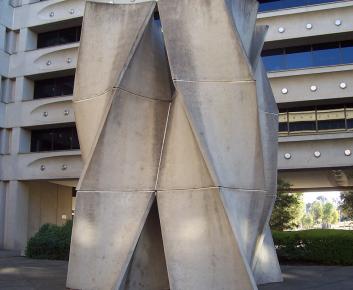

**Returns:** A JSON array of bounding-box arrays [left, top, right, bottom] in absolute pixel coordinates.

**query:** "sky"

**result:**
[[303, 191, 341, 205]]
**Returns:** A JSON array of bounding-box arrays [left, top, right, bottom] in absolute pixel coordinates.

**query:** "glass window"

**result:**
[[288, 107, 316, 134], [346, 104, 353, 129], [262, 48, 285, 71], [312, 42, 340, 67], [259, 0, 341, 12], [33, 75, 74, 99], [262, 40, 353, 71], [317, 105, 346, 132], [31, 130, 53, 152], [341, 40, 353, 64], [31, 126, 80, 152], [37, 26, 81, 49], [285, 46, 312, 70]]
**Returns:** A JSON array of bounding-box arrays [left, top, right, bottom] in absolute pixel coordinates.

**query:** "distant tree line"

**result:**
[[270, 179, 341, 231]]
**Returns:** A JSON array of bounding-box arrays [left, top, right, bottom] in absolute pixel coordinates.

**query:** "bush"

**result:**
[[26, 220, 73, 260], [273, 229, 353, 265]]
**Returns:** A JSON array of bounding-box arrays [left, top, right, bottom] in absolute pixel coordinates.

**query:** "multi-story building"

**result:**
[[0, 0, 352, 252]]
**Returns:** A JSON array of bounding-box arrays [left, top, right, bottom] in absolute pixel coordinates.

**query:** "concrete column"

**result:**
[[14, 76, 33, 102], [18, 27, 36, 53], [5, 30, 18, 54], [3, 180, 29, 253], [1, 77, 15, 103], [0, 181, 6, 248], [0, 129, 11, 154], [0, 25, 6, 52], [11, 127, 30, 154]]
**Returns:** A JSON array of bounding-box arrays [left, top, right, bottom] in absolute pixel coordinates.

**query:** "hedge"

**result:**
[[26, 220, 73, 260], [273, 229, 353, 265]]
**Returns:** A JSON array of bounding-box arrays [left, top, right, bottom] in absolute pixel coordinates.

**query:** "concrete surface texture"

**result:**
[[68, 0, 281, 289]]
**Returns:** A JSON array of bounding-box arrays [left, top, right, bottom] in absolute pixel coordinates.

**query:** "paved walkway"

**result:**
[[0, 256, 353, 290], [259, 265, 353, 290], [0, 257, 67, 290]]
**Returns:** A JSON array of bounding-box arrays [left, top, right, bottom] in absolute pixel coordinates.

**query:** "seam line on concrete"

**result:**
[[78, 187, 275, 195], [173, 79, 255, 84], [73, 88, 114, 103], [154, 103, 172, 190], [116, 87, 172, 102]]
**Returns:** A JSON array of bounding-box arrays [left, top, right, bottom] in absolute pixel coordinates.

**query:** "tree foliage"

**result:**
[[270, 179, 303, 231], [301, 213, 314, 229], [310, 201, 323, 224], [340, 191, 353, 219]]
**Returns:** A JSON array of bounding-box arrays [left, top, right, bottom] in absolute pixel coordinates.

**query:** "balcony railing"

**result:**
[[262, 40, 353, 72], [279, 104, 353, 136], [258, 0, 347, 12]]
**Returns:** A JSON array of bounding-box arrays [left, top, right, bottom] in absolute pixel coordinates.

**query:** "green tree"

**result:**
[[322, 202, 334, 224], [340, 191, 353, 219], [331, 209, 339, 224], [270, 179, 304, 231], [301, 213, 314, 229], [310, 201, 323, 225]]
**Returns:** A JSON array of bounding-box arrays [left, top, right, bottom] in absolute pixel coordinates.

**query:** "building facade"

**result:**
[[0, 0, 352, 251]]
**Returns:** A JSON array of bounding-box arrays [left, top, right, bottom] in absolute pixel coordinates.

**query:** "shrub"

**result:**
[[26, 220, 73, 260], [273, 229, 353, 265]]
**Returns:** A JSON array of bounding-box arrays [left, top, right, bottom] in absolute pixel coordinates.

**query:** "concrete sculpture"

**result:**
[[67, 0, 282, 289]]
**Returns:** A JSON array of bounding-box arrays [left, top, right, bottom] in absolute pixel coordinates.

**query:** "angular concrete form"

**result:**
[[67, 0, 282, 289]]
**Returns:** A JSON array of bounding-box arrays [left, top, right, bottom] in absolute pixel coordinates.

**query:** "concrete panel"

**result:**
[[12, 0, 85, 30], [73, 90, 115, 162], [120, 201, 169, 290], [73, 2, 155, 101], [27, 182, 73, 239], [254, 225, 283, 285], [0, 182, 6, 248], [157, 96, 215, 190], [79, 89, 170, 192], [249, 25, 268, 71], [270, 69, 353, 104], [39, 182, 58, 226], [4, 181, 29, 251], [119, 17, 172, 102], [256, 61, 279, 115], [278, 138, 353, 170], [225, 0, 258, 57], [67, 191, 154, 290], [158, 0, 252, 82], [174, 81, 265, 190], [4, 96, 74, 129], [258, 2, 353, 43], [27, 183, 41, 239], [157, 188, 257, 290], [57, 185, 72, 225], [279, 168, 353, 191], [220, 188, 274, 264]]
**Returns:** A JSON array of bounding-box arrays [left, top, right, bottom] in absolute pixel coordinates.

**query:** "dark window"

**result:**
[[258, 0, 341, 12], [37, 26, 81, 49], [288, 107, 316, 133], [278, 122, 288, 132], [317, 119, 346, 131], [289, 121, 316, 132], [33, 76, 74, 99], [31, 126, 80, 152]]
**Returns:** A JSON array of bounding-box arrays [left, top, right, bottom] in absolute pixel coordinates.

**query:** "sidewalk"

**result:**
[[0, 256, 353, 290]]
